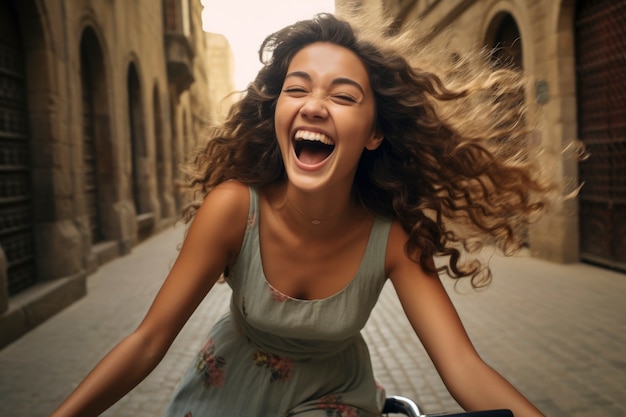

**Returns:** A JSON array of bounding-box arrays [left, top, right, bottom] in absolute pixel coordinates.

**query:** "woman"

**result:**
[[53, 13, 552, 417]]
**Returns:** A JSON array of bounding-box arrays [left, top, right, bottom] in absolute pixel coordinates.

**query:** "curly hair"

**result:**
[[180, 12, 556, 287]]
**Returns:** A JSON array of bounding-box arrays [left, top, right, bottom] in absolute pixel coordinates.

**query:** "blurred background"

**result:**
[[0, 1, 624, 415]]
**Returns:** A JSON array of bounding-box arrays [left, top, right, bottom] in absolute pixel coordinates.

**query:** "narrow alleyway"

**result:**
[[0, 225, 624, 417]]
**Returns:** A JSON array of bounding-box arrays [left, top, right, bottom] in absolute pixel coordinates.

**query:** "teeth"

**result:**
[[294, 130, 334, 146]]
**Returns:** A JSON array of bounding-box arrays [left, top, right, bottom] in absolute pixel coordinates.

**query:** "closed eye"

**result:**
[[333, 94, 357, 104], [283, 87, 308, 95]]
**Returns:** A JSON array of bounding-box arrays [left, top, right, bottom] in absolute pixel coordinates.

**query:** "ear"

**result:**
[[365, 132, 384, 151]]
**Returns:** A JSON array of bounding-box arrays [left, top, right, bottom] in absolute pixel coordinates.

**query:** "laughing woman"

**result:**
[[52, 13, 555, 417]]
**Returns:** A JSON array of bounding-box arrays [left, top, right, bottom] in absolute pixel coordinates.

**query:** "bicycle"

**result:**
[[383, 396, 513, 416]]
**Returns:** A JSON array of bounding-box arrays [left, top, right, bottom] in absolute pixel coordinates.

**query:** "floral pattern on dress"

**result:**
[[375, 380, 385, 395], [242, 296, 248, 318], [247, 213, 256, 231], [196, 338, 226, 388], [315, 394, 360, 417], [269, 285, 289, 302], [253, 350, 293, 382]]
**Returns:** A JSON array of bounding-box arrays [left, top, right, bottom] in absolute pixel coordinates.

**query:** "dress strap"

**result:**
[[362, 217, 392, 273], [226, 186, 259, 289], [247, 186, 259, 220], [354, 217, 392, 299]]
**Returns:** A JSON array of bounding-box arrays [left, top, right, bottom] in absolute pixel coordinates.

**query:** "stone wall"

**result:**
[[336, 0, 582, 264], [0, 0, 234, 348]]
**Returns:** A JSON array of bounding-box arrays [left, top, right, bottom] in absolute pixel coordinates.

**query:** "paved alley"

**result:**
[[0, 225, 625, 417]]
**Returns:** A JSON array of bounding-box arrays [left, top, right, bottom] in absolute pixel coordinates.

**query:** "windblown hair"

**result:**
[[181, 12, 556, 287]]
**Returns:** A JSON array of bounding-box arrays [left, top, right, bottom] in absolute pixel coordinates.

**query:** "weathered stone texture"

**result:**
[[0, 0, 234, 347], [337, 0, 583, 265]]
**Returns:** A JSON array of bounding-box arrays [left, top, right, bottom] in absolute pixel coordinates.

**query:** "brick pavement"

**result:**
[[0, 225, 625, 417]]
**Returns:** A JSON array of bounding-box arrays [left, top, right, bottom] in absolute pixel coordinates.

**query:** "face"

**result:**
[[274, 42, 382, 193]]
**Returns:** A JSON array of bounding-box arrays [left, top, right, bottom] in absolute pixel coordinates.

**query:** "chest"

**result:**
[[259, 223, 372, 301]]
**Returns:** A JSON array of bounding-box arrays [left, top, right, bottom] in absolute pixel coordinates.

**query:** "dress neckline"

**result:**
[[250, 189, 381, 303], [258, 219, 380, 303]]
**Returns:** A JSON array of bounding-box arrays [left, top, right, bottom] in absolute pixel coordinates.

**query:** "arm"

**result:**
[[385, 221, 545, 417], [51, 181, 250, 417]]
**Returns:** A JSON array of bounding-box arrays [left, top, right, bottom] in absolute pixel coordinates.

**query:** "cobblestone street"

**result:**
[[1, 225, 625, 417]]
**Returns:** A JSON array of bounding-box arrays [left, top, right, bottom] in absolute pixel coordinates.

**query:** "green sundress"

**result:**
[[166, 187, 392, 416]]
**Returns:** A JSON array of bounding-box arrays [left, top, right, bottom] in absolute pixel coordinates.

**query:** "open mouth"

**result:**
[[293, 130, 335, 165]]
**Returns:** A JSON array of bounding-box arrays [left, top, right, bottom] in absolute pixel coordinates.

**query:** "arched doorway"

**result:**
[[153, 84, 169, 218], [0, 0, 36, 295], [169, 95, 181, 213], [127, 63, 150, 216], [80, 27, 113, 244], [575, 0, 626, 270], [484, 11, 528, 244], [485, 13, 523, 70]]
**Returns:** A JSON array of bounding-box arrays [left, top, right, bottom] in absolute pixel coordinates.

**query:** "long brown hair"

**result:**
[[181, 13, 556, 287]]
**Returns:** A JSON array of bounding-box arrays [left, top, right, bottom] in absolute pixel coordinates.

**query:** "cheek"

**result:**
[[273, 110, 285, 137], [273, 99, 291, 132], [273, 118, 290, 153], [341, 115, 376, 143]]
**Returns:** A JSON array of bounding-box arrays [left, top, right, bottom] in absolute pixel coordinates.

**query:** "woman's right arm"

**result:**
[[51, 181, 250, 417]]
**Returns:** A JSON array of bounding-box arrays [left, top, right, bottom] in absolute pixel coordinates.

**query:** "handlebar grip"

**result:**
[[383, 396, 425, 416], [429, 411, 513, 417], [382, 396, 514, 417]]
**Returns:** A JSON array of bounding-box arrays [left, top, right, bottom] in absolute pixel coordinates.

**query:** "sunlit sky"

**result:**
[[201, 0, 336, 90]]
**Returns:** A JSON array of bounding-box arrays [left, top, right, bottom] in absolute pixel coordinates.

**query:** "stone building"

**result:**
[[206, 33, 236, 123], [338, 0, 625, 270], [0, 0, 234, 348]]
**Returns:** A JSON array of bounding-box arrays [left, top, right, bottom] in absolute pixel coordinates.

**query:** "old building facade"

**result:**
[[339, 0, 625, 270], [0, 0, 234, 348]]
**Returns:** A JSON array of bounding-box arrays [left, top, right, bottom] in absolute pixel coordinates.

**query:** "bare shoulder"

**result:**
[[196, 180, 250, 222], [385, 220, 412, 275], [385, 219, 435, 282], [187, 180, 250, 262]]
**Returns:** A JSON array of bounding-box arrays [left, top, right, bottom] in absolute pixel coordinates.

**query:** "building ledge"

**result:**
[[0, 272, 86, 349], [164, 32, 195, 96], [136, 212, 156, 242]]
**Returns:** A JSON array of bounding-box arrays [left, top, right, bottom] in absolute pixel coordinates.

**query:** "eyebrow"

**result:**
[[285, 71, 365, 95]]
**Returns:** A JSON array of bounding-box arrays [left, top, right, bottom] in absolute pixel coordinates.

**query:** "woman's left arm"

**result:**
[[386, 221, 546, 417]]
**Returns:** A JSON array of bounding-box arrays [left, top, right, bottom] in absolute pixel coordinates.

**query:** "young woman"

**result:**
[[53, 13, 553, 417]]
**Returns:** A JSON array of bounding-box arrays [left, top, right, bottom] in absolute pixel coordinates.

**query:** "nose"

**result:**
[[299, 95, 329, 119]]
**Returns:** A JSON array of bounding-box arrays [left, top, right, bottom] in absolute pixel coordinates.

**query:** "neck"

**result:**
[[276, 183, 357, 229], [286, 197, 343, 225]]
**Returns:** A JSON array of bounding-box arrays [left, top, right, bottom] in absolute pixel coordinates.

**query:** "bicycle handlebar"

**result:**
[[383, 396, 514, 417]]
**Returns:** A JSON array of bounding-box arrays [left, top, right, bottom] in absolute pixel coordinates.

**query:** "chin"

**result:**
[[286, 176, 326, 193]]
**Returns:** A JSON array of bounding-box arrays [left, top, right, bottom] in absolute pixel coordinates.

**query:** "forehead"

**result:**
[[286, 42, 370, 87]]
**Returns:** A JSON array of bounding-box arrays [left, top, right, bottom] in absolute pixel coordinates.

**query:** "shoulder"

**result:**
[[196, 180, 250, 221], [190, 180, 251, 261], [209, 179, 251, 202], [384, 219, 434, 279], [386, 220, 410, 255]]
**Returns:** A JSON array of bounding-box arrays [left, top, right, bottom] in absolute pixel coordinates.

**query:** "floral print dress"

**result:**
[[166, 187, 392, 417]]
